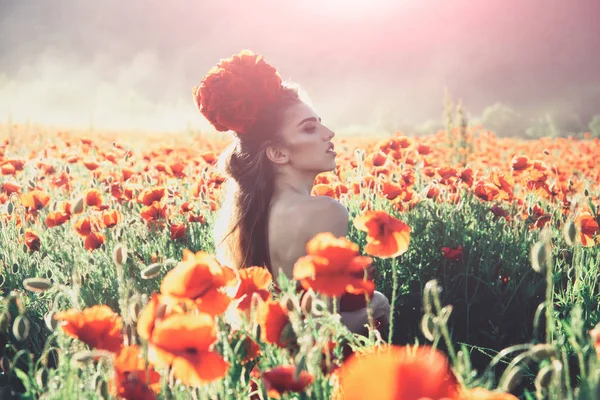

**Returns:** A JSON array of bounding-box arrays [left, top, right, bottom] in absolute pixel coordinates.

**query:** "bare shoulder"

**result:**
[[298, 196, 349, 239]]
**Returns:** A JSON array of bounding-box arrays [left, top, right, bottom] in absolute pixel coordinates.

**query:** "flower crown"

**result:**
[[193, 50, 284, 135]]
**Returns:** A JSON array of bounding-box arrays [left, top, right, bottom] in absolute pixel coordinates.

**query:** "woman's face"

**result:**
[[275, 101, 337, 173]]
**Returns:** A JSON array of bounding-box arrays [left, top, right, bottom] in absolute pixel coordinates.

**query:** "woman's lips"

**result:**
[[326, 143, 335, 155]]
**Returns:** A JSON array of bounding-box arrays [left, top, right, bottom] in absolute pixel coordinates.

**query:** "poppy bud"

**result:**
[[23, 277, 52, 293], [112, 243, 128, 266], [500, 366, 523, 392], [300, 290, 316, 316], [44, 311, 59, 331], [281, 293, 299, 314], [531, 241, 550, 273], [72, 196, 85, 214], [0, 313, 9, 332], [35, 368, 48, 388], [563, 220, 577, 246], [420, 313, 438, 342], [0, 357, 10, 375], [529, 344, 557, 362], [141, 263, 162, 279], [12, 315, 30, 341]]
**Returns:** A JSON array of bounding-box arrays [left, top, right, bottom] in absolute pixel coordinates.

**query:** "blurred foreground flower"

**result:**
[[137, 294, 228, 387], [54, 305, 123, 353], [160, 249, 237, 315], [262, 365, 314, 399], [234, 266, 273, 311], [335, 345, 459, 400], [293, 232, 374, 297], [112, 345, 161, 400]]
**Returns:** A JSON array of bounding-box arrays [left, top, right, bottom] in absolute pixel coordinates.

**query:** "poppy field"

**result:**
[[0, 123, 599, 400]]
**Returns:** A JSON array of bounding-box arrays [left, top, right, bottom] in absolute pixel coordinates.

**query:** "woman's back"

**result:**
[[266, 193, 349, 282]]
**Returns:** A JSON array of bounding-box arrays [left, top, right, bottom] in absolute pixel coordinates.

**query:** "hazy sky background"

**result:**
[[1, 0, 599, 136]]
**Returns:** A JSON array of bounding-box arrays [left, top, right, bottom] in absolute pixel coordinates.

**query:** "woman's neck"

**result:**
[[272, 169, 318, 198]]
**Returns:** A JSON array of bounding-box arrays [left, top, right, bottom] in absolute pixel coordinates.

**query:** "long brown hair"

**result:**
[[213, 86, 301, 271]]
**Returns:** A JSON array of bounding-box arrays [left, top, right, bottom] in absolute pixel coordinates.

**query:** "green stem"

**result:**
[[432, 286, 459, 371], [388, 257, 399, 345], [545, 253, 554, 344]]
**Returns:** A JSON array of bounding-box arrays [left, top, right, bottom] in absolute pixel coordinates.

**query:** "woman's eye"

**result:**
[[304, 126, 316, 133]]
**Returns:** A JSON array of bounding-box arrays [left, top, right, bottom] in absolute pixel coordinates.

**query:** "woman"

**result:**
[[194, 50, 391, 336]]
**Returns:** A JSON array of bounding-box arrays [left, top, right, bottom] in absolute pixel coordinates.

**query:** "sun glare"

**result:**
[[311, 0, 400, 16]]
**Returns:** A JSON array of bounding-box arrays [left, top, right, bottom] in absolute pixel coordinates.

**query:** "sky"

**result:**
[[0, 0, 599, 136]]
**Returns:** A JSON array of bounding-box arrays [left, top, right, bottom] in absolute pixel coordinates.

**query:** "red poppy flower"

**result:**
[[54, 305, 123, 353], [262, 365, 313, 399], [337, 345, 459, 400], [293, 232, 374, 297], [160, 249, 237, 315], [112, 345, 161, 400], [353, 210, 411, 259], [234, 267, 272, 311], [441, 245, 463, 261]]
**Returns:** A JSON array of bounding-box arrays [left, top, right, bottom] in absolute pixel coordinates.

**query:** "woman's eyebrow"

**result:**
[[297, 117, 322, 126]]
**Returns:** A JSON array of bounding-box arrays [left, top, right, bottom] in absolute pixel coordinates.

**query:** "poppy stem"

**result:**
[[388, 257, 399, 345], [431, 285, 460, 375]]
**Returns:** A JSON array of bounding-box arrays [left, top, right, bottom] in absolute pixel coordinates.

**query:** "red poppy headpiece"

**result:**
[[193, 50, 284, 135]]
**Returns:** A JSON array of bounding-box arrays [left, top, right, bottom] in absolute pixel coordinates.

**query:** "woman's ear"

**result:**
[[265, 145, 289, 164]]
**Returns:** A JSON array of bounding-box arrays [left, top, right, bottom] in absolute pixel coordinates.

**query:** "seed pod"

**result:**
[[23, 277, 53, 293], [141, 263, 162, 279], [440, 305, 453, 324], [543, 149, 550, 156], [420, 314, 438, 341], [529, 344, 557, 362], [0, 313, 10, 331], [12, 315, 30, 341], [531, 241, 549, 273], [535, 364, 554, 393], [0, 356, 11, 375], [11, 263, 18, 273], [300, 290, 316, 315], [128, 302, 141, 323], [113, 244, 128, 266], [311, 299, 327, 317], [36, 367, 49, 388], [96, 377, 109, 398], [423, 280, 439, 314], [563, 220, 577, 246], [281, 293, 299, 314], [44, 311, 59, 331], [71, 351, 95, 365], [42, 348, 59, 367], [72, 196, 85, 214], [500, 366, 523, 392], [28, 179, 36, 189]]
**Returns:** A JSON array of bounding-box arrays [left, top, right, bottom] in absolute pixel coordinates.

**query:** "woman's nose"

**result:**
[[325, 127, 335, 141]]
